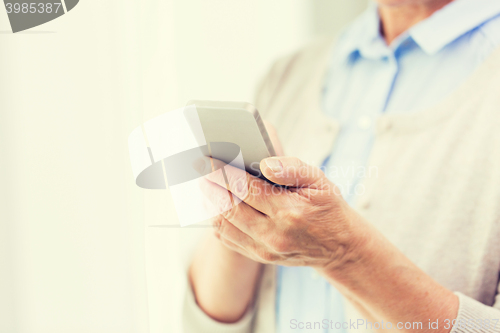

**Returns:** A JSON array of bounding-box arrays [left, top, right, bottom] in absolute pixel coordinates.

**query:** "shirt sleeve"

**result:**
[[451, 292, 500, 333], [182, 278, 256, 333]]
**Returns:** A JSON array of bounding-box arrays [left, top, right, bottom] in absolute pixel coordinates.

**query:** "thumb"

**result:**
[[260, 156, 326, 187]]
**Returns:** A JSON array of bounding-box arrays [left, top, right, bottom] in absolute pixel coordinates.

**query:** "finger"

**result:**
[[193, 156, 248, 201], [217, 235, 266, 263], [260, 156, 328, 188], [217, 220, 257, 253], [219, 222, 281, 264], [218, 220, 278, 264], [218, 236, 251, 257], [201, 182, 224, 219], [207, 158, 291, 215], [199, 178, 272, 238], [193, 155, 293, 215], [199, 177, 233, 216], [208, 219, 248, 255]]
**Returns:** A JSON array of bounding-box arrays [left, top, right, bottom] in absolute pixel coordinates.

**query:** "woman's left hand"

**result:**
[[197, 154, 460, 333]]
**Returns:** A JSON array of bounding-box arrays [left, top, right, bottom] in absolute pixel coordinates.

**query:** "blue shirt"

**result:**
[[277, 1, 500, 332]]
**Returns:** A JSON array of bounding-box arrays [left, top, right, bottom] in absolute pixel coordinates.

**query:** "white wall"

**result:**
[[310, 0, 368, 36], [0, 2, 148, 332], [0, 1, 366, 332]]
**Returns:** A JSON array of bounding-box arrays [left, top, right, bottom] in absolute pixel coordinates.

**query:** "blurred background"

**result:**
[[0, 0, 367, 332]]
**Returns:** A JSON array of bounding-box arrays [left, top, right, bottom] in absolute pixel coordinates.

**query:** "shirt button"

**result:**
[[381, 120, 393, 132], [357, 116, 372, 130]]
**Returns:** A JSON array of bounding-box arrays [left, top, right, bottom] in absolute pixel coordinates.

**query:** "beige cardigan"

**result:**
[[183, 38, 500, 333]]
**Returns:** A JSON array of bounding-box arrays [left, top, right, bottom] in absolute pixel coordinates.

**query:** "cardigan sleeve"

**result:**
[[450, 292, 500, 333], [182, 278, 255, 333]]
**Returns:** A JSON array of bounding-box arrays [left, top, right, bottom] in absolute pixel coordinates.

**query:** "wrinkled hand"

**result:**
[[197, 152, 367, 270]]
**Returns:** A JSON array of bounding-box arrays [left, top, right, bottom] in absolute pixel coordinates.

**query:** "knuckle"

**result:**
[[217, 218, 228, 236], [288, 209, 303, 223], [216, 195, 232, 214], [270, 237, 290, 253], [256, 250, 278, 263], [222, 203, 238, 221], [274, 209, 287, 221], [230, 172, 250, 199], [211, 215, 223, 228], [277, 206, 304, 226]]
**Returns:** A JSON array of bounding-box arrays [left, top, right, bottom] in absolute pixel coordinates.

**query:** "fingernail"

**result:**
[[265, 158, 283, 172]]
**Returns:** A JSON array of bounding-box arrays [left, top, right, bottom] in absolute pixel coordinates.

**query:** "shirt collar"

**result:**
[[333, 0, 500, 63], [410, 0, 500, 54]]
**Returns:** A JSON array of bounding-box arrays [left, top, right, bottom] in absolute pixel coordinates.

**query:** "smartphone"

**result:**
[[185, 100, 276, 179]]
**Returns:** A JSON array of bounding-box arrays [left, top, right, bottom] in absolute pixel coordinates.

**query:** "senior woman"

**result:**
[[183, 0, 500, 332]]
